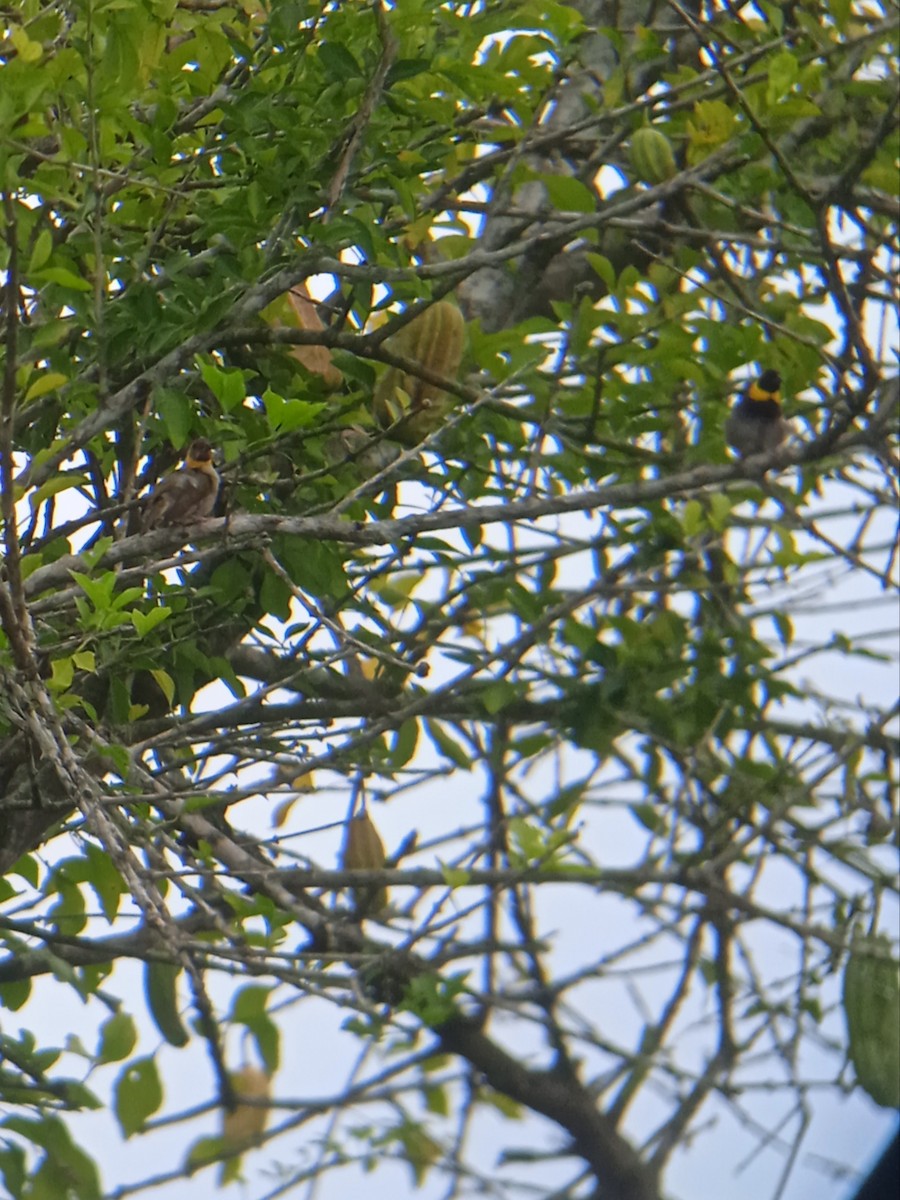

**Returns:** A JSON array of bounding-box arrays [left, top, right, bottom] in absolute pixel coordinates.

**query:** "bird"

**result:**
[[142, 438, 220, 530], [725, 369, 791, 458]]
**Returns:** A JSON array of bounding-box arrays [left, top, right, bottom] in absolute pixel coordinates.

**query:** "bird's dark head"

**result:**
[[186, 438, 214, 466], [747, 369, 782, 402]]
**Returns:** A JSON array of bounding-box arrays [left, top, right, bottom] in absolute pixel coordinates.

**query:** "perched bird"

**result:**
[[725, 369, 791, 458], [142, 438, 219, 530]]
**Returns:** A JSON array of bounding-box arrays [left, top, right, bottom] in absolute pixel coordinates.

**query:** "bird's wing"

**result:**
[[143, 474, 180, 529]]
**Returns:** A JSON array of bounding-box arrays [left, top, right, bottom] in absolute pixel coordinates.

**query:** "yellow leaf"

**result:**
[[357, 657, 380, 682], [48, 657, 74, 692], [151, 669, 175, 706], [272, 795, 299, 828], [11, 26, 43, 63]]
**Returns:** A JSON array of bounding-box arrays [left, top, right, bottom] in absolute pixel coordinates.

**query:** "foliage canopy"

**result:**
[[0, 2, 897, 1199]]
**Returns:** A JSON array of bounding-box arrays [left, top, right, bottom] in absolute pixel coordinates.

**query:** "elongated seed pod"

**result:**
[[218, 1065, 272, 1184], [144, 960, 189, 1048], [629, 126, 677, 184], [341, 812, 388, 917], [843, 934, 900, 1108], [372, 301, 466, 446], [222, 1066, 271, 1146]]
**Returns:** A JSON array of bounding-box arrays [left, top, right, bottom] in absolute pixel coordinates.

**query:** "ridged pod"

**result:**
[[222, 1066, 271, 1146], [372, 301, 466, 446], [144, 960, 189, 1048], [341, 812, 388, 917], [842, 934, 900, 1108], [629, 126, 677, 184], [219, 1065, 271, 1183]]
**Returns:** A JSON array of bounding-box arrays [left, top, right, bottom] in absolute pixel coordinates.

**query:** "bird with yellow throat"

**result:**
[[142, 438, 220, 530], [725, 370, 791, 458]]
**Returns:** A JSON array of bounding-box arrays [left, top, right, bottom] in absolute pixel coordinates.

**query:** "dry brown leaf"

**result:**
[[262, 283, 343, 389]]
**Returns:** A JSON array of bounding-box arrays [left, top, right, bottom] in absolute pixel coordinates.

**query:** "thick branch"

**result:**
[[436, 1014, 661, 1200], [23, 415, 887, 603]]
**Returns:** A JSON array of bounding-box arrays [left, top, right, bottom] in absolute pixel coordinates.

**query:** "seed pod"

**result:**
[[842, 934, 900, 1109], [629, 126, 677, 185], [222, 1065, 271, 1147], [372, 301, 466, 446], [341, 812, 388, 917], [219, 1065, 271, 1184], [144, 960, 189, 1048]]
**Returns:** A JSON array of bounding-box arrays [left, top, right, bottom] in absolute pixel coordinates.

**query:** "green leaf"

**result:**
[[480, 681, 518, 715], [131, 606, 172, 637], [538, 173, 596, 213], [681, 499, 705, 536], [318, 41, 362, 81], [28, 470, 88, 513], [10, 27, 43, 64], [390, 719, 419, 769], [424, 1083, 449, 1116], [509, 817, 545, 865], [586, 252, 616, 291], [229, 986, 279, 1072], [156, 389, 193, 448], [772, 611, 793, 646], [440, 866, 471, 888], [197, 357, 245, 412], [28, 228, 54, 273], [708, 491, 733, 529], [98, 1012, 138, 1065], [184, 1135, 225, 1171], [631, 803, 664, 833], [260, 568, 291, 621], [230, 984, 270, 1023], [47, 657, 74, 692], [0, 1142, 27, 1197], [24, 372, 68, 401], [7, 853, 39, 887], [0, 978, 32, 1012], [767, 51, 799, 104], [32, 266, 92, 292], [249, 1018, 280, 1076], [395, 1120, 440, 1188], [424, 721, 471, 769], [84, 843, 126, 923], [482, 1089, 523, 1119], [70, 571, 116, 612], [1, 1116, 100, 1199], [114, 1057, 163, 1138]]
